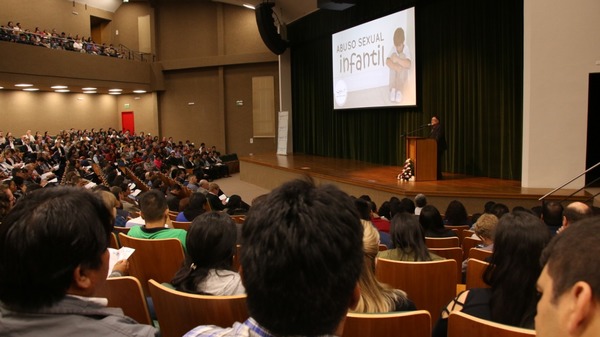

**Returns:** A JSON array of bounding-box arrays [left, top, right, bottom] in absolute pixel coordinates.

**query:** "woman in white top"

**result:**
[[171, 211, 245, 296]]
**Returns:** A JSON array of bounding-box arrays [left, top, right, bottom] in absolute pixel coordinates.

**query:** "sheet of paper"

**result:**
[[107, 246, 135, 278]]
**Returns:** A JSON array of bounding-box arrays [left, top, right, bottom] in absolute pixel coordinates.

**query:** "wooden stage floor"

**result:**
[[239, 153, 591, 211]]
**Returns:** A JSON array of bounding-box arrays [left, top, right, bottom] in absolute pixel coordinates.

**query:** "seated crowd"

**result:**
[[0, 127, 598, 336], [1, 20, 123, 58]]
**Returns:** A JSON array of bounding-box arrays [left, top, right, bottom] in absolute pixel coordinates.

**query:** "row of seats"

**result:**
[[106, 232, 526, 336]]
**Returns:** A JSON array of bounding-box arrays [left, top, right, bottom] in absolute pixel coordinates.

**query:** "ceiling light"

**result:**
[[83, 91, 97, 94], [109, 92, 121, 95], [133, 90, 146, 94], [15, 83, 33, 87], [243, 4, 255, 9], [55, 89, 70, 93], [51, 85, 68, 89], [109, 88, 123, 92], [82, 87, 97, 91], [23, 88, 39, 91], [0, 87, 3, 89]]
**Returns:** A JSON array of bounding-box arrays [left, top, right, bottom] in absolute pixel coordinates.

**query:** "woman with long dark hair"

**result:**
[[419, 205, 457, 237], [377, 212, 444, 261], [171, 211, 244, 295], [432, 211, 551, 336]]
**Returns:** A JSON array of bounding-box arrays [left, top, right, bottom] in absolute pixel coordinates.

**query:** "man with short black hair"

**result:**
[[0, 187, 157, 336], [542, 201, 564, 235], [185, 179, 364, 336], [127, 189, 187, 250], [536, 216, 600, 337]]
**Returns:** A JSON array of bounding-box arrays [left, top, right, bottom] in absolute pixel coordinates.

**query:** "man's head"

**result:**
[[0, 187, 113, 311], [536, 216, 600, 337], [431, 115, 440, 126], [414, 193, 427, 208], [562, 202, 592, 227], [139, 189, 168, 222], [542, 201, 564, 228], [208, 182, 219, 194], [241, 179, 363, 335]]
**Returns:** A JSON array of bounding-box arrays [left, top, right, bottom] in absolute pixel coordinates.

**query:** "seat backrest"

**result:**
[[118, 233, 185, 296], [95, 276, 152, 325], [462, 237, 482, 260], [444, 225, 470, 244], [342, 310, 431, 337], [466, 259, 491, 290], [109, 232, 119, 249], [378, 244, 388, 251], [448, 311, 535, 337], [460, 229, 475, 243], [468, 247, 492, 261], [171, 220, 191, 231], [148, 279, 249, 337], [113, 226, 130, 235], [428, 247, 463, 282], [375, 258, 457, 321], [167, 212, 178, 221], [425, 236, 460, 248]]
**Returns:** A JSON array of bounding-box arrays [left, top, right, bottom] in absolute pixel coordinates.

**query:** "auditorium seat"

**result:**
[[118, 234, 185, 296], [96, 276, 153, 325], [342, 310, 431, 337], [376, 258, 457, 321], [448, 311, 535, 337], [465, 259, 490, 290], [148, 279, 249, 337], [426, 236, 460, 248]]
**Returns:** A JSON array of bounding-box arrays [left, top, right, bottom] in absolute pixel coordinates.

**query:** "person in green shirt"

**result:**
[[127, 189, 187, 251]]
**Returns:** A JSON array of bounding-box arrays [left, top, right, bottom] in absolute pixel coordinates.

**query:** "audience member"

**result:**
[[556, 201, 593, 234], [414, 193, 427, 215], [535, 216, 600, 337], [432, 211, 551, 336], [175, 192, 208, 222], [491, 202, 510, 219], [378, 212, 444, 261], [419, 205, 457, 237], [353, 218, 416, 313], [184, 179, 364, 336], [541, 201, 563, 235], [171, 212, 244, 296], [0, 187, 158, 336], [443, 200, 469, 226], [127, 189, 187, 251]]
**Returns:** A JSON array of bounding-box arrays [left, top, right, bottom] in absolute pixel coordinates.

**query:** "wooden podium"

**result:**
[[406, 137, 437, 181]]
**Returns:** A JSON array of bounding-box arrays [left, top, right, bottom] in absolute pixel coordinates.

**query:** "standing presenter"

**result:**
[[429, 116, 447, 180]]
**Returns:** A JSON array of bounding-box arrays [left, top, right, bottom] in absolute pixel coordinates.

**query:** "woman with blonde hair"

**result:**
[[353, 198, 416, 312]]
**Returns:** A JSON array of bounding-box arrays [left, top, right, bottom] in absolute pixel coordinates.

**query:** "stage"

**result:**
[[239, 153, 592, 212]]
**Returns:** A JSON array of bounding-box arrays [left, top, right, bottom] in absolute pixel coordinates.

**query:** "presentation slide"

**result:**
[[332, 7, 416, 109]]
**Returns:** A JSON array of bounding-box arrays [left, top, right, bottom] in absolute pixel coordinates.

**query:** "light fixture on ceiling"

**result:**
[[109, 88, 123, 92], [15, 83, 33, 87], [243, 4, 255, 9], [0, 86, 4, 89], [51, 85, 68, 89], [23, 88, 39, 91], [83, 91, 97, 94], [55, 89, 70, 93], [109, 92, 121, 95], [82, 87, 97, 91], [133, 90, 146, 94]]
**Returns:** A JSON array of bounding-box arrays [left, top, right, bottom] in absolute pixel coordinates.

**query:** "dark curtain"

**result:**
[[288, 0, 523, 179]]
